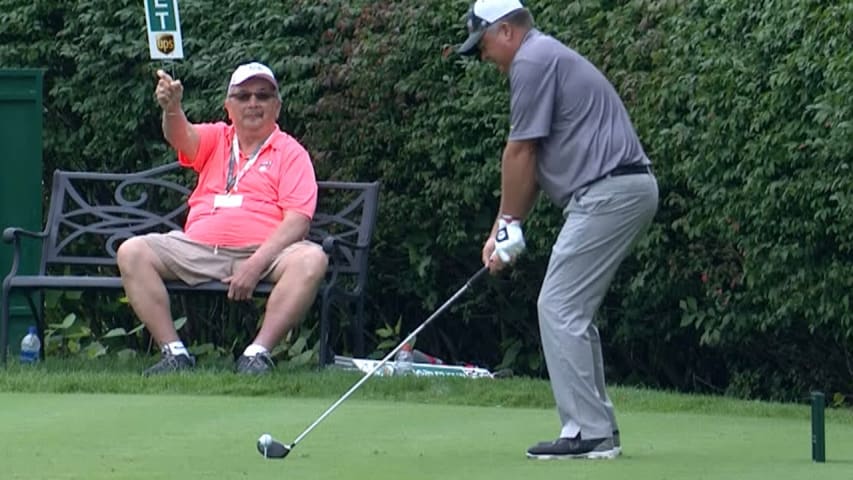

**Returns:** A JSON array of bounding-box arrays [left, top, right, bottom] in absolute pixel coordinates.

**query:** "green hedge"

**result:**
[[1, 0, 850, 401]]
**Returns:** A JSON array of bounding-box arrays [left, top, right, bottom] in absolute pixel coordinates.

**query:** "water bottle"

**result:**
[[20, 325, 41, 364], [394, 338, 415, 376]]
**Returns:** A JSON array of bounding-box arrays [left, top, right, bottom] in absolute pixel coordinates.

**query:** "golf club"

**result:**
[[256, 265, 490, 459]]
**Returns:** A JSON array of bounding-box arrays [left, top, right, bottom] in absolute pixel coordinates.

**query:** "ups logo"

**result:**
[[156, 34, 175, 54]]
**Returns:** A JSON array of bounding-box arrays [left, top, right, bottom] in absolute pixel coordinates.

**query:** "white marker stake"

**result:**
[[143, 0, 184, 60]]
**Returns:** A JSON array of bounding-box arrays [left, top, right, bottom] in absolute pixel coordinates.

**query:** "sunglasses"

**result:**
[[228, 91, 277, 102]]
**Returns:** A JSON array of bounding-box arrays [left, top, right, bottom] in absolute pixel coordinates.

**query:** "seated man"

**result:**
[[117, 62, 328, 376]]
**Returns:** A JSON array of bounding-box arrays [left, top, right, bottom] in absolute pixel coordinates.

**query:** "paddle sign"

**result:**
[[144, 0, 184, 60]]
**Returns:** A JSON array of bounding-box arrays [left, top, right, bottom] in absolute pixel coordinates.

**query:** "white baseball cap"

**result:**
[[458, 0, 525, 55], [228, 62, 278, 90]]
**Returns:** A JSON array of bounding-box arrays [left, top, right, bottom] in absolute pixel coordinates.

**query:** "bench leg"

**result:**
[[24, 293, 43, 361], [1, 283, 10, 367], [318, 291, 333, 367], [352, 297, 365, 358]]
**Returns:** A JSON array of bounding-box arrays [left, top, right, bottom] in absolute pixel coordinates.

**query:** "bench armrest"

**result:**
[[320, 234, 372, 297], [2, 227, 48, 281], [321, 235, 369, 254], [2, 227, 47, 243]]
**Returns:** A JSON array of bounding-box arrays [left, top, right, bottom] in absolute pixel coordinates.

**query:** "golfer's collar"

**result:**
[[520, 28, 538, 46]]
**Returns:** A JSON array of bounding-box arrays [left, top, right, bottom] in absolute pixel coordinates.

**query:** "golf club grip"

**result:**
[[468, 265, 489, 286]]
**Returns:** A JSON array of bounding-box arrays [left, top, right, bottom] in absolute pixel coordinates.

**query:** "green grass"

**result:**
[[2, 359, 852, 479]]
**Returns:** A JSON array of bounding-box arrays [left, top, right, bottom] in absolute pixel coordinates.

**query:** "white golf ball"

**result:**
[[258, 434, 273, 447]]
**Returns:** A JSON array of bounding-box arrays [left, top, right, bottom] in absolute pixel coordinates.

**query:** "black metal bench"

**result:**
[[1, 161, 379, 366]]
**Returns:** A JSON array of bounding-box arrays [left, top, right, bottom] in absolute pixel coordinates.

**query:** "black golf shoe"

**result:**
[[526, 434, 619, 460], [532, 430, 621, 454], [236, 351, 275, 375], [142, 348, 196, 376]]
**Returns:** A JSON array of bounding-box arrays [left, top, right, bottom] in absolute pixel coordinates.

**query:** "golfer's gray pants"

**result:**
[[538, 172, 658, 440]]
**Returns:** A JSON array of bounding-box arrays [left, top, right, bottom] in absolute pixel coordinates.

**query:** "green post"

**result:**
[[0, 69, 44, 356], [811, 391, 825, 463]]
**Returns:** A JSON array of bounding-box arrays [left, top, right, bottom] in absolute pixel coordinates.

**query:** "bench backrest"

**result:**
[[40, 162, 380, 291]]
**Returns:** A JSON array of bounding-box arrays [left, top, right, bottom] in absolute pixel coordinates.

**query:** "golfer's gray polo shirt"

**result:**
[[507, 29, 650, 209]]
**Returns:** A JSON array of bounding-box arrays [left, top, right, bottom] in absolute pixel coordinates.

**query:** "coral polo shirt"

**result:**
[[177, 122, 317, 247]]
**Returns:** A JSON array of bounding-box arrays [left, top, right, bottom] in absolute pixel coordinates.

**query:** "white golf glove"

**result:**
[[494, 216, 526, 263]]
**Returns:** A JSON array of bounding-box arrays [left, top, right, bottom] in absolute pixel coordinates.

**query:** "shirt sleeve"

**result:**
[[276, 145, 318, 220], [177, 123, 224, 172], [508, 57, 556, 141]]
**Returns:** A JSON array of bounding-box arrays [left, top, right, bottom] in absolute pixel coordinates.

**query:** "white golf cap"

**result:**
[[458, 0, 525, 55], [228, 62, 278, 90]]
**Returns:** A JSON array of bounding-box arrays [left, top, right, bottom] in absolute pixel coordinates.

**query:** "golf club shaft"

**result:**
[[289, 265, 489, 448]]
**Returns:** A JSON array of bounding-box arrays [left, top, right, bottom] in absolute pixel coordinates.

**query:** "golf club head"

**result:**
[[257, 437, 291, 459]]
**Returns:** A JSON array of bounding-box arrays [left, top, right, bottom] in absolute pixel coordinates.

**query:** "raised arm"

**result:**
[[154, 69, 200, 161]]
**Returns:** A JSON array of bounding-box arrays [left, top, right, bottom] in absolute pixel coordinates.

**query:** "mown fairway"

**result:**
[[2, 390, 852, 480]]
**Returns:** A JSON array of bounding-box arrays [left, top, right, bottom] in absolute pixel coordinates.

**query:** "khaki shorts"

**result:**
[[142, 231, 317, 285]]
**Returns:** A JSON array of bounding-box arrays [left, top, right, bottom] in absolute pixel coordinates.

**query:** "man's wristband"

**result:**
[[500, 214, 522, 223]]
